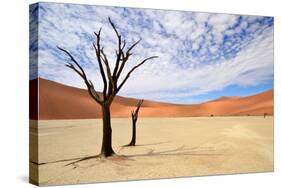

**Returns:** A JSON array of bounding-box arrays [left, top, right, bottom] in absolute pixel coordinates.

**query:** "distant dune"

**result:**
[[29, 78, 273, 120]]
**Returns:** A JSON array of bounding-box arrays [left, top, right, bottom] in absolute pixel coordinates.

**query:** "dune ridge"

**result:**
[[29, 78, 273, 120]]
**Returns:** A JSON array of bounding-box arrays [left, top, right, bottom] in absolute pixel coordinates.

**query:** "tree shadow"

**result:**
[[63, 145, 221, 167], [31, 144, 222, 169], [124, 145, 222, 158], [29, 155, 96, 166], [123, 141, 171, 147]]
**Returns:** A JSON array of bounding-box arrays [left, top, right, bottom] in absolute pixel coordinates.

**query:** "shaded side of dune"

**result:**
[[29, 78, 273, 120]]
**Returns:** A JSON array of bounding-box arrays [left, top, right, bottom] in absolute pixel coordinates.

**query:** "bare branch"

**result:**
[[100, 48, 116, 96], [121, 40, 126, 50], [132, 99, 143, 121], [58, 19, 158, 108], [135, 99, 144, 115], [100, 48, 112, 82], [57, 46, 102, 104], [114, 39, 141, 80], [115, 53, 129, 80], [108, 17, 120, 38], [65, 64, 84, 78], [93, 28, 108, 100], [126, 39, 141, 55], [116, 56, 158, 93], [88, 80, 100, 100], [94, 27, 102, 38], [57, 46, 87, 77], [109, 17, 123, 79]]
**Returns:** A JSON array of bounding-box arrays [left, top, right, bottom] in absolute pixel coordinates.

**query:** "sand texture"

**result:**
[[29, 78, 273, 120], [30, 116, 273, 186]]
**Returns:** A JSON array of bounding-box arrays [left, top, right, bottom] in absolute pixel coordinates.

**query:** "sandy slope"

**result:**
[[29, 78, 273, 119], [29, 116, 273, 186]]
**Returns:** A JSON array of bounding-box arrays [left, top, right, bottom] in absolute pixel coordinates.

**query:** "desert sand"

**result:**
[[29, 78, 273, 120], [30, 116, 273, 186]]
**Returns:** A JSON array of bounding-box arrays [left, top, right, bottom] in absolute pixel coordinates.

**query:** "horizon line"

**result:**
[[30, 76, 274, 105]]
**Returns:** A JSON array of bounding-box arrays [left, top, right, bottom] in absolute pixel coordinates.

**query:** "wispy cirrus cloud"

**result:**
[[30, 2, 274, 104]]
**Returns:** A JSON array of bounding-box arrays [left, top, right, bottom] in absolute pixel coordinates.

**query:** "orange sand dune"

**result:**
[[29, 78, 273, 120]]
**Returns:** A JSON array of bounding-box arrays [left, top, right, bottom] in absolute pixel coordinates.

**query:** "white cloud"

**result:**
[[32, 3, 274, 103], [119, 27, 273, 100]]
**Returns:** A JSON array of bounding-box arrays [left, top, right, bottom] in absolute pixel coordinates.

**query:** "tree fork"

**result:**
[[58, 17, 157, 158], [126, 100, 143, 146]]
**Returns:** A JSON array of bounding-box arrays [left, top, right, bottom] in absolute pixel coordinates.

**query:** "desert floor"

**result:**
[[30, 116, 273, 186]]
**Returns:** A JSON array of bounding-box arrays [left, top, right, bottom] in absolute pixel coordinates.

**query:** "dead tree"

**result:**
[[57, 18, 158, 157], [126, 99, 144, 146]]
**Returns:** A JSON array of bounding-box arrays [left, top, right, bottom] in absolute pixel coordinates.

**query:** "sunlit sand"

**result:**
[[30, 116, 273, 186]]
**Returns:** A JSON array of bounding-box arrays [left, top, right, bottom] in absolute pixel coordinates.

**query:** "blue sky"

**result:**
[[30, 2, 274, 104]]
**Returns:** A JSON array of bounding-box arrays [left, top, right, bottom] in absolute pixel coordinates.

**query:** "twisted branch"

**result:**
[[58, 17, 158, 107], [57, 46, 101, 104], [116, 56, 158, 93]]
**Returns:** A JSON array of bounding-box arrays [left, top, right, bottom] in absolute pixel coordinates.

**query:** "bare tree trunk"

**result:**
[[126, 100, 143, 146], [101, 105, 115, 157], [128, 116, 137, 146], [58, 18, 157, 158]]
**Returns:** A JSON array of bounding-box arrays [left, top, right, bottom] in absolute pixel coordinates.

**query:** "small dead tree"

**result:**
[[57, 18, 157, 157], [126, 99, 144, 146]]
